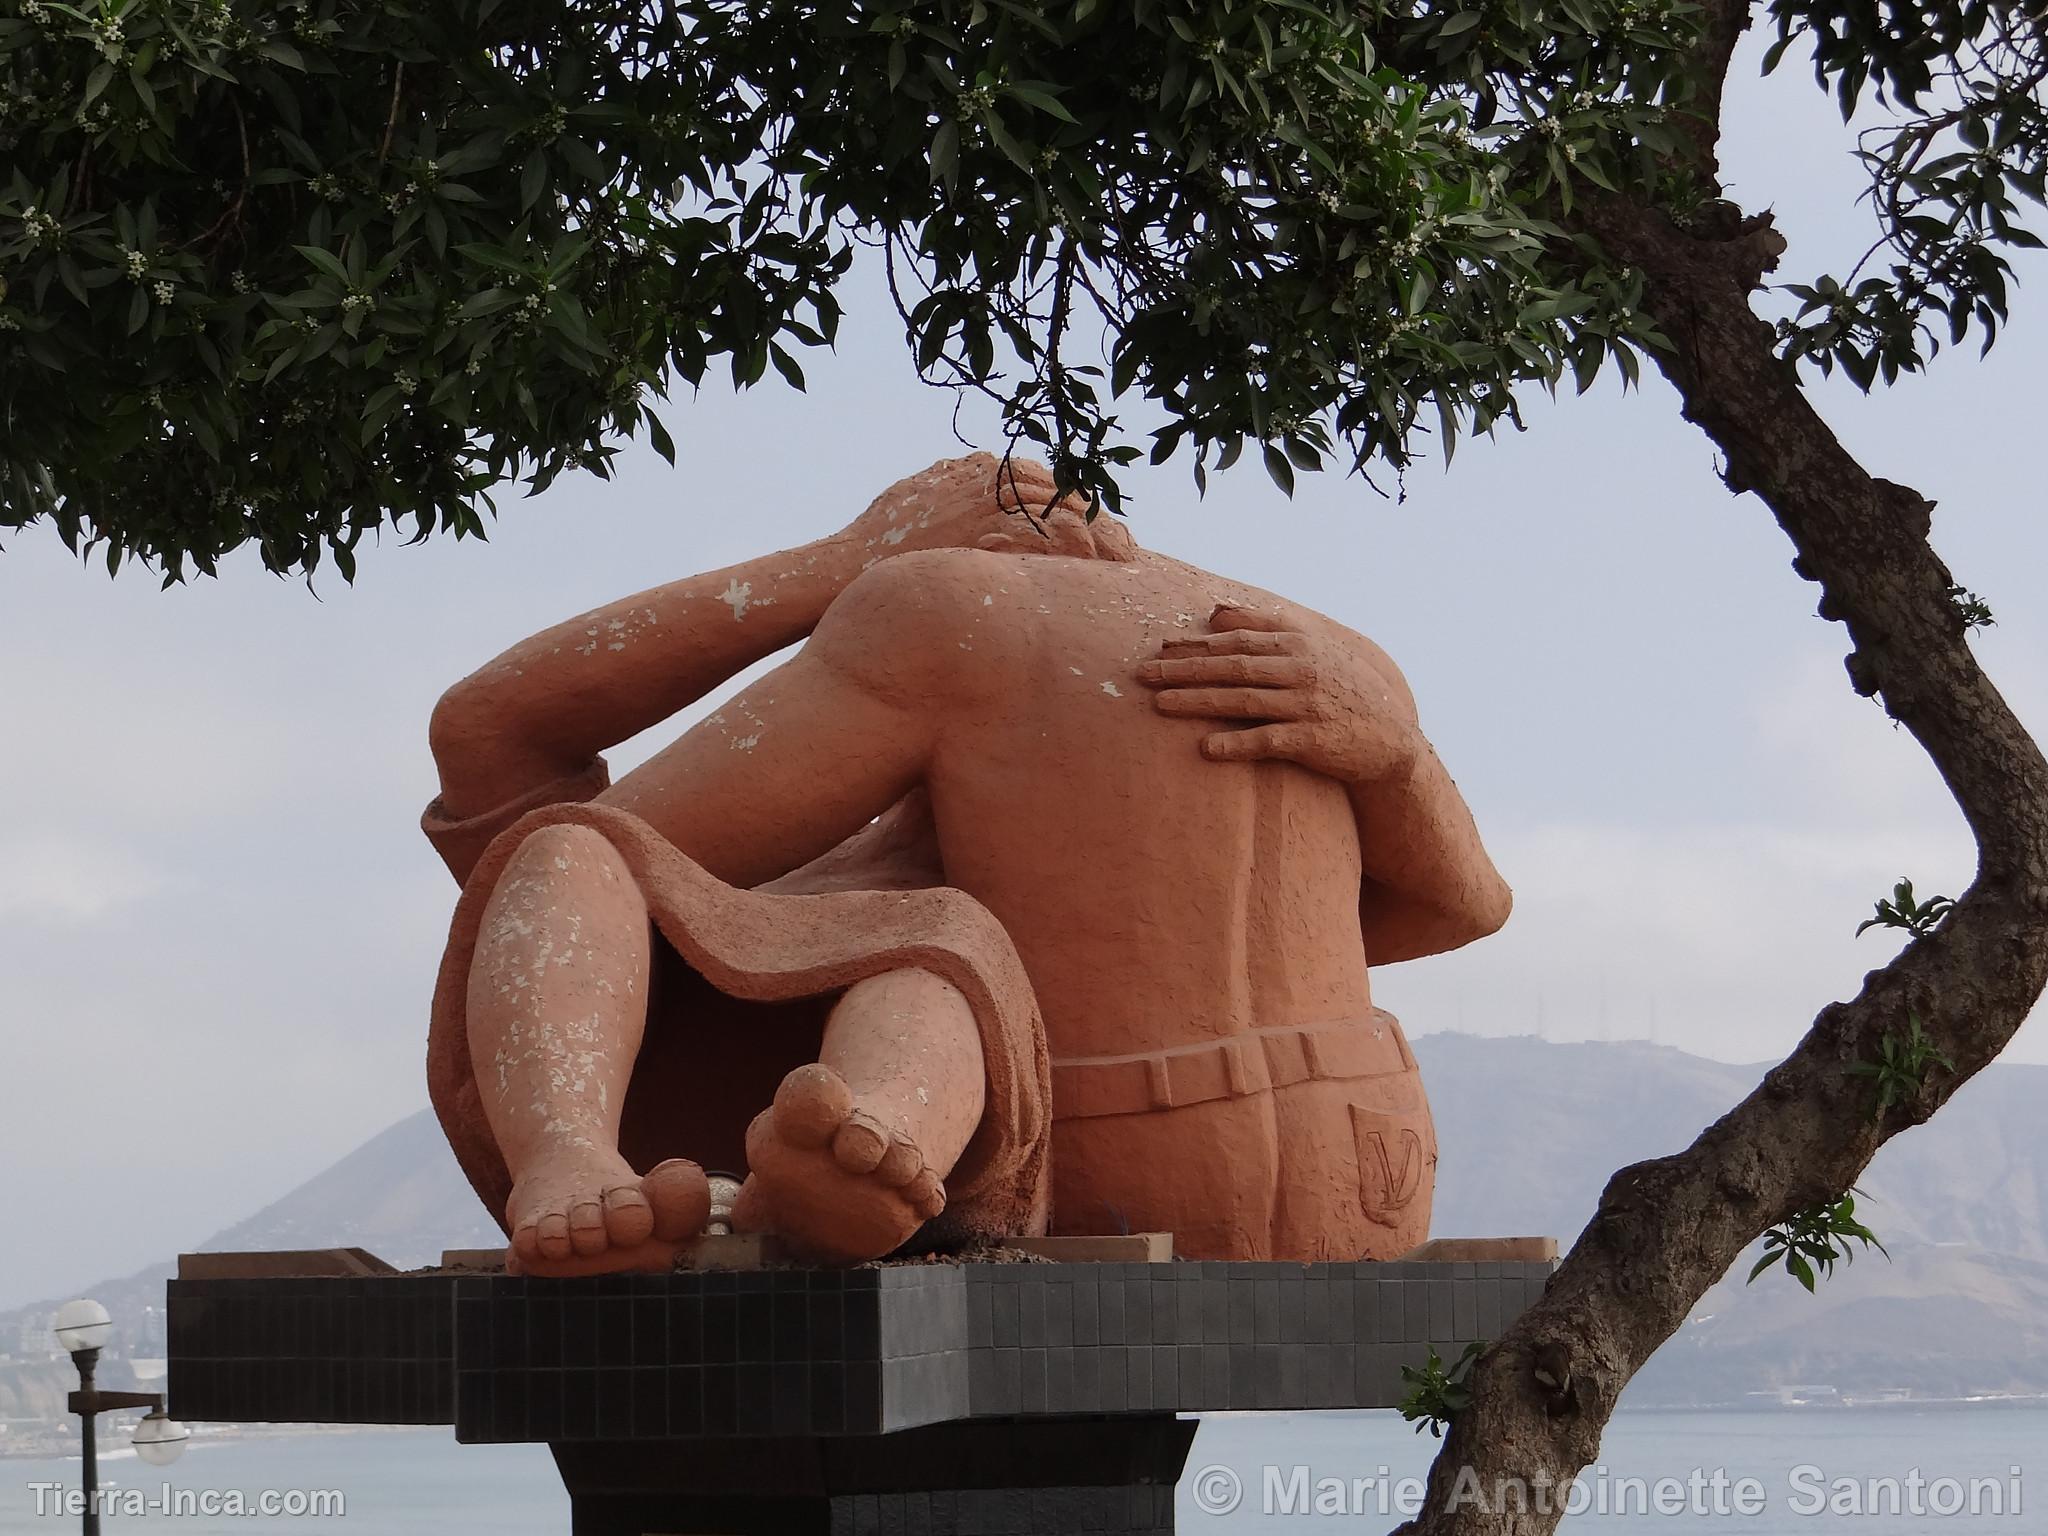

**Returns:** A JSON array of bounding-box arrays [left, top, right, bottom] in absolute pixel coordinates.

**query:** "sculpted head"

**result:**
[[978, 491, 1140, 564], [858, 452, 1139, 566], [983, 454, 1139, 563]]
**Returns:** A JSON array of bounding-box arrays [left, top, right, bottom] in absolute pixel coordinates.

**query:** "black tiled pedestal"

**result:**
[[168, 1258, 1551, 1533], [550, 1419, 1192, 1535]]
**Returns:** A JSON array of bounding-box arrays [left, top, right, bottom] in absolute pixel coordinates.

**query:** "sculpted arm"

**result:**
[[429, 537, 860, 819], [1138, 604, 1511, 964], [1344, 731, 1514, 965], [593, 551, 985, 889], [429, 456, 1059, 820]]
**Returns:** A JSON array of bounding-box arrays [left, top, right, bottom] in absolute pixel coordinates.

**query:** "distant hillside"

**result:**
[[1419, 1033, 2048, 1264], [1419, 1034, 1765, 1245], [1635, 1245, 2048, 1405], [0, 1113, 498, 1430], [1416, 1033, 2048, 1405], [7, 1034, 2047, 1428], [199, 1107, 502, 1262]]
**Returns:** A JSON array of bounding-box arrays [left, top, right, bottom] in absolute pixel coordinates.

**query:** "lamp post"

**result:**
[[54, 1300, 188, 1535]]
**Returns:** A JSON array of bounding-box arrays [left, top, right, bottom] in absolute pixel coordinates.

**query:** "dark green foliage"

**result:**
[[1856, 876, 1956, 939], [1948, 584, 1997, 630], [1399, 1340, 1483, 1436], [1768, 0, 2046, 388], [1747, 1192, 1887, 1292], [2, 0, 2037, 578], [1846, 1011, 1956, 1117], [1, 0, 853, 577], [0, 0, 1691, 578]]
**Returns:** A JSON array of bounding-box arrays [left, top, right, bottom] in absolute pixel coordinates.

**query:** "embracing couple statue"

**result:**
[[421, 456, 1509, 1272]]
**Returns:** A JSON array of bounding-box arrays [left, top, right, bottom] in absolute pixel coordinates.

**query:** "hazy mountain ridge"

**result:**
[[1419, 1032, 2048, 1261], [0, 1114, 500, 1431], [1416, 1033, 2048, 1405], [197, 1108, 504, 1263], [5, 1033, 2044, 1425]]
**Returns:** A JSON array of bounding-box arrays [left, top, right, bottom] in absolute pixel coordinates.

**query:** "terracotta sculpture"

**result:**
[[424, 457, 1510, 1272]]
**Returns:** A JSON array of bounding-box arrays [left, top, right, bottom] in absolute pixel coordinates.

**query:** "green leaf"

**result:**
[[436, 134, 504, 177], [295, 245, 351, 283], [1262, 442, 1296, 496], [930, 120, 960, 187], [1403, 266, 1433, 316], [1005, 81, 1079, 123], [643, 406, 676, 465]]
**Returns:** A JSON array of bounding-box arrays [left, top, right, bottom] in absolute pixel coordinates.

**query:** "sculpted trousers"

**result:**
[[1045, 1012, 1435, 1261]]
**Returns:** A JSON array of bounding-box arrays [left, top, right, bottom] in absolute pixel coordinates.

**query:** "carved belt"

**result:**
[[1049, 1011, 1416, 1121]]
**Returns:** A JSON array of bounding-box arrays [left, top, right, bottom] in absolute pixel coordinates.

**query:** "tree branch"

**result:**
[[1396, 2, 2048, 1530], [1675, 0, 1756, 185]]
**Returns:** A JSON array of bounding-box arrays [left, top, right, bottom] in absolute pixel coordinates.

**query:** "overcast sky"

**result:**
[[4, 38, 2042, 1312]]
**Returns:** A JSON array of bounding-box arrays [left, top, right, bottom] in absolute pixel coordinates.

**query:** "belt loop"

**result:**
[[1145, 1056, 1174, 1111], [1223, 1037, 1255, 1096]]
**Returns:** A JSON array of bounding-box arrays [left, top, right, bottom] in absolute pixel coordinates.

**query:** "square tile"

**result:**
[[1124, 1344, 1152, 1410], [1018, 1282, 1047, 1348], [1227, 1279, 1255, 1344], [990, 1283, 1020, 1347], [1122, 1278, 1152, 1345], [1098, 1282, 1125, 1344], [1253, 1278, 1281, 1342], [1429, 1279, 1456, 1341], [1403, 1281, 1431, 1343], [1018, 1348, 1048, 1413], [1044, 1281, 1073, 1348], [1071, 1280, 1099, 1346]]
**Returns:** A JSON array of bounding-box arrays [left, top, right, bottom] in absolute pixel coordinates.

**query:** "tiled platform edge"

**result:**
[[167, 1258, 1552, 1442]]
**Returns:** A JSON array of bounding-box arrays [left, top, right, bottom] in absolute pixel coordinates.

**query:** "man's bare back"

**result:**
[[798, 547, 1379, 1064]]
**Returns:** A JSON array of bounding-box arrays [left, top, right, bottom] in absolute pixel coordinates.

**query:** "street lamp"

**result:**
[[54, 1300, 187, 1536]]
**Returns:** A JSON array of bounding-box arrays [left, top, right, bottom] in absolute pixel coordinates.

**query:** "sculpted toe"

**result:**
[[535, 1213, 573, 1260], [602, 1185, 656, 1246], [875, 1137, 922, 1187], [644, 1159, 713, 1241], [831, 1112, 890, 1173], [775, 1064, 854, 1149], [904, 1169, 946, 1220]]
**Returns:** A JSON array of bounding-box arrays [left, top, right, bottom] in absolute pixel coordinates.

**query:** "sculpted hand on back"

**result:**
[[422, 457, 1508, 1271]]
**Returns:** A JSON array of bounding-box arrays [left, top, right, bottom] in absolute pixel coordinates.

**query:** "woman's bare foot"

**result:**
[[506, 1151, 712, 1275], [736, 1064, 947, 1263]]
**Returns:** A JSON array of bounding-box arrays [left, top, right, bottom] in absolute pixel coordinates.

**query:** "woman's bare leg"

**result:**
[[469, 822, 706, 1272]]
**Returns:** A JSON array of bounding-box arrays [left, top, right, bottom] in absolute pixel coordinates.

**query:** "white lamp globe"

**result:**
[[133, 1412, 189, 1468], [53, 1299, 113, 1354]]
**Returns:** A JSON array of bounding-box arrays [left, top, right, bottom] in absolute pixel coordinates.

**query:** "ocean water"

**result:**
[[1, 1407, 2038, 1532]]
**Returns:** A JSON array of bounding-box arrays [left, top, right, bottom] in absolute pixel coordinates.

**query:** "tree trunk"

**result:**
[[1394, 6, 2048, 1531]]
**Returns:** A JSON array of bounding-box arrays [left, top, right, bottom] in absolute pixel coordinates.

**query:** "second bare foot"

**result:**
[[737, 1064, 946, 1263]]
